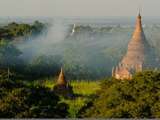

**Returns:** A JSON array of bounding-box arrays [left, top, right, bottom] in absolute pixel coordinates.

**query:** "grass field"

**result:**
[[63, 81, 100, 117], [33, 78, 100, 117]]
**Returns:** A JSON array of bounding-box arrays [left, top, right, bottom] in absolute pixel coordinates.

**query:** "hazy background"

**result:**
[[0, 0, 160, 80], [0, 0, 159, 17]]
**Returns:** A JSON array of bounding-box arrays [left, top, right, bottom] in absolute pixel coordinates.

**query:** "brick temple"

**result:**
[[112, 13, 158, 80]]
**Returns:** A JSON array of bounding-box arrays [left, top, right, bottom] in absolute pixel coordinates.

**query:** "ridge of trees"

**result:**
[[81, 71, 160, 118]]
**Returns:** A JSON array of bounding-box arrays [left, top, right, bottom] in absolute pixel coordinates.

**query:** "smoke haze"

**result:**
[[14, 17, 160, 79]]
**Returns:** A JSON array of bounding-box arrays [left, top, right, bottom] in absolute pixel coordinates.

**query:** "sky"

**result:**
[[0, 0, 159, 17]]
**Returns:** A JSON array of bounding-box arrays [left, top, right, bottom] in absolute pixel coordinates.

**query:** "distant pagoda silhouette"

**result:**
[[112, 12, 158, 80], [57, 67, 67, 86], [53, 67, 74, 98]]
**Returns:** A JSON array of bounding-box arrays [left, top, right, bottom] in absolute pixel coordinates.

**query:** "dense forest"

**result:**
[[82, 71, 160, 118], [0, 21, 160, 118], [0, 21, 60, 80], [0, 71, 160, 118]]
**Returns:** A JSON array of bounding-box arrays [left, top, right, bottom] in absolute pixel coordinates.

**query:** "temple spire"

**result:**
[[138, 10, 141, 19], [131, 11, 144, 40], [57, 67, 67, 86], [112, 12, 147, 80], [54, 67, 74, 98]]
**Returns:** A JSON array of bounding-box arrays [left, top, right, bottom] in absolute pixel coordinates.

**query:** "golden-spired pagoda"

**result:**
[[53, 67, 74, 98], [112, 13, 158, 80], [57, 67, 67, 86]]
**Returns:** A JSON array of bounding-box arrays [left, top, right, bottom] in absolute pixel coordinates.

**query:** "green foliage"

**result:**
[[41, 79, 100, 118], [0, 40, 24, 80], [31, 21, 46, 35], [83, 71, 160, 118], [0, 79, 69, 118], [71, 81, 100, 96], [0, 21, 48, 80], [59, 81, 100, 118], [0, 21, 46, 40], [26, 55, 61, 79], [62, 39, 108, 80], [0, 40, 22, 68]]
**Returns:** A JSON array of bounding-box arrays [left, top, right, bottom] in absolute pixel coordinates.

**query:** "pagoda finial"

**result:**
[[138, 3, 142, 18], [138, 12, 141, 19]]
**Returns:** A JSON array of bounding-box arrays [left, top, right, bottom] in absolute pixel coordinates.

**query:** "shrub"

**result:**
[[83, 71, 160, 118], [0, 80, 69, 118]]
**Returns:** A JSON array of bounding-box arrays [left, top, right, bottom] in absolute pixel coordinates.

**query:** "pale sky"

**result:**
[[0, 0, 159, 17]]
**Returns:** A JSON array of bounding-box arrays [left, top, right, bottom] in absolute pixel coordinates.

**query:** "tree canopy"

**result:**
[[0, 40, 22, 68], [82, 71, 160, 118], [0, 79, 69, 118]]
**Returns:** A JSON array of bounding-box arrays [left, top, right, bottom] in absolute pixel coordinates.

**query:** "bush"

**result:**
[[0, 80, 69, 118], [83, 71, 160, 118]]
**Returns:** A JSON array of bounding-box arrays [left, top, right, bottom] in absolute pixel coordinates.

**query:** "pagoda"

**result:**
[[112, 13, 158, 80], [57, 67, 67, 86], [53, 68, 74, 98]]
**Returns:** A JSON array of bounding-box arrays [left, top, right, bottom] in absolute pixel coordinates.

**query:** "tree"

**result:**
[[82, 71, 160, 118], [31, 21, 46, 35], [27, 55, 61, 79], [0, 40, 22, 68], [0, 80, 69, 118]]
